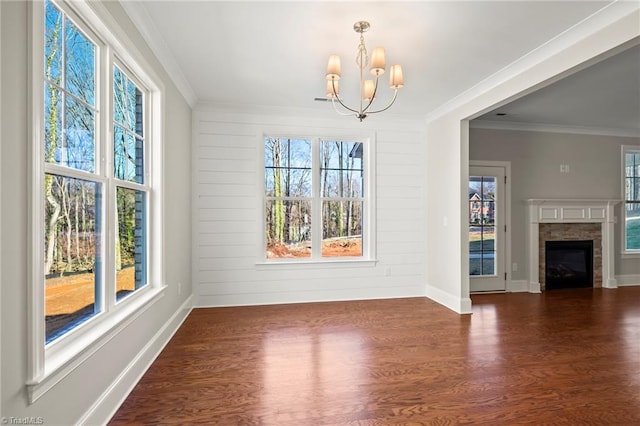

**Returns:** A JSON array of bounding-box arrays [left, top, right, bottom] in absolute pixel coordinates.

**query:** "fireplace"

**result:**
[[539, 222, 602, 290], [526, 199, 619, 293], [545, 240, 593, 290]]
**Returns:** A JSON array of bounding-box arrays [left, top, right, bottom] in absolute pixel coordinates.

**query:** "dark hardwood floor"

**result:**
[[109, 287, 640, 425]]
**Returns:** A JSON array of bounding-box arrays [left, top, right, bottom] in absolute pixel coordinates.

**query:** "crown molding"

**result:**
[[470, 120, 640, 138], [119, 1, 198, 108]]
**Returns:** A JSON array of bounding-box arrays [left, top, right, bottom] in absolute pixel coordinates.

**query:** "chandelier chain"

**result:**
[[356, 33, 368, 69]]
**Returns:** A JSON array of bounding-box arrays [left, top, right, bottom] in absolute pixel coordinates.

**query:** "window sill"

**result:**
[[256, 258, 378, 270], [27, 285, 166, 403], [621, 251, 640, 259]]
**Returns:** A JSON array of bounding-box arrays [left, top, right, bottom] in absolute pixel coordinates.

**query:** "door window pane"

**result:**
[[469, 176, 496, 276]]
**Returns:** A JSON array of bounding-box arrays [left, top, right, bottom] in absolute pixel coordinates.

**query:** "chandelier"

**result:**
[[325, 21, 404, 121]]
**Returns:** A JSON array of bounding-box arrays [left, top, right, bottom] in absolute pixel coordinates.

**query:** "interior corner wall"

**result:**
[[424, 5, 639, 311], [424, 117, 471, 313], [192, 107, 427, 307], [1, 1, 192, 424]]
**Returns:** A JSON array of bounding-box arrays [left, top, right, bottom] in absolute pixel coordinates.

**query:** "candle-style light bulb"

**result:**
[[370, 47, 386, 76], [363, 80, 375, 101], [389, 64, 404, 89], [326, 55, 341, 80]]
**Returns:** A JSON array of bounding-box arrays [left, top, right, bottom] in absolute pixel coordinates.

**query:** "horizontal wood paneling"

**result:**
[[193, 109, 427, 306], [197, 170, 256, 185]]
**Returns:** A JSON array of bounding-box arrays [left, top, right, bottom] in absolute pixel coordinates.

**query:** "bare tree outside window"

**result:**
[[264, 137, 364, 259], [265, 138, 312, 258], [42, 0, 149, 342], [113, 65, 147, 302], [44, 1, 101, 342], [320, 140, 363, 257]]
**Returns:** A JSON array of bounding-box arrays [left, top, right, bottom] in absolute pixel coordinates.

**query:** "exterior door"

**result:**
[[469, 166, 506, 292]]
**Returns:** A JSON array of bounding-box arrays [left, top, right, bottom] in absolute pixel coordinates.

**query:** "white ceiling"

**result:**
[[474, 43, 640, 134], [122, 1, 638, 130]]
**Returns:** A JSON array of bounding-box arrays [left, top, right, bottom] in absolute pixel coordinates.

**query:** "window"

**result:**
[[43, 0, 102, 343], [264, 137, 372, 261], [113, 65, 149, 301], [30, 0, 163, 400], [623, 146, 640, 253]]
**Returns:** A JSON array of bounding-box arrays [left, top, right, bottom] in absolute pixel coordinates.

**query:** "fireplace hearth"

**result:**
[[545, 240, 593, 290]]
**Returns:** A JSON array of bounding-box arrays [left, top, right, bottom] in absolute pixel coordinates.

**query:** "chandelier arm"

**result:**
[[364, 89, 399, 115], [330, 97, 358, 117], [330, 78, 360, 115]]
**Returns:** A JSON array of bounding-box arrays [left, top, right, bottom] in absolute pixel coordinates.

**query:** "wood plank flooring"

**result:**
[[109, 287, 640, 425]]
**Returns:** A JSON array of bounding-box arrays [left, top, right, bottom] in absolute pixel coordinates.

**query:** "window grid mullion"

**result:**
[[45, 78, 97, 114], [312, 138, 322, 259], [113, 122, 144, 143], [102, 50, 116, 314]]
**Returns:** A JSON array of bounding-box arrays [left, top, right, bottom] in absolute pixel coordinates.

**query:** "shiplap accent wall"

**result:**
[[193, 106, 428, 307]]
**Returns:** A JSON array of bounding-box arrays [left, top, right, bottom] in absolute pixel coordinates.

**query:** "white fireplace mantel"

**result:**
[[526, 199, 621, 292]]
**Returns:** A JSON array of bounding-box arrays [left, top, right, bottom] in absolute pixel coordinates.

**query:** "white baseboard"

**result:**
[[615, 274, 640, 287], [507, 280, 529, 293], [425, 284, 472, 314], [78, 295, 193, 425], [528, 281, 542, 293]]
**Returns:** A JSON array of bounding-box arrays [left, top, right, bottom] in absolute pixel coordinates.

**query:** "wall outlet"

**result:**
[[178, 282, 182, 296], [384, 267, 391, 276], [512, 263, 518, 272]]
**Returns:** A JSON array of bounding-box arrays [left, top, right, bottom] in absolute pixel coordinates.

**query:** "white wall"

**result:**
[[424, 116, 471, 312], [193, 106, 427, 307], [470, 128, 640, 282], [425, 3, 639, 311], [1, 1, 192, 424]]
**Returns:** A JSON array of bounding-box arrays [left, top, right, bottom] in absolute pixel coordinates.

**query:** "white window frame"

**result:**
[[259, 131, 377, 265], [622, 144, 640, 257], [28, 0, 165, 403], [0, 1, 3, 411]]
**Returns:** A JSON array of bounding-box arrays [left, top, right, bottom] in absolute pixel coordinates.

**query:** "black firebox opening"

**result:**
[[545, 240, 593, 290]]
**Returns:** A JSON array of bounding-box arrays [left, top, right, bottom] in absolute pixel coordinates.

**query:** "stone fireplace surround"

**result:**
[[539, 223, 601, 290], [527, 199, 619, 293]]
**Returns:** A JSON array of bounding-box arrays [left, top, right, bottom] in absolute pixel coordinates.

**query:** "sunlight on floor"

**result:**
[[261, 328, 368, 422]]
